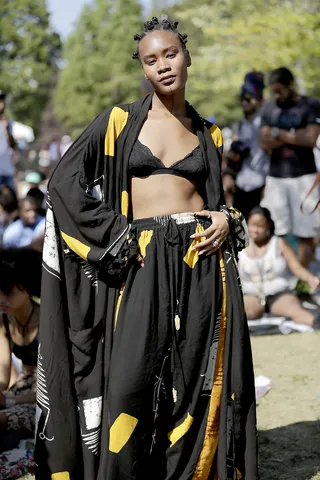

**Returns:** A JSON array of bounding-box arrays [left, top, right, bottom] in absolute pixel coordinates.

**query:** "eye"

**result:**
[[148, 60, 156, 66], [167, 53, 176, 58]]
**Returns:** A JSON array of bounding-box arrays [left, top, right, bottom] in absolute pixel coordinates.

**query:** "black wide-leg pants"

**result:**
[[106, 213, 223, 479]]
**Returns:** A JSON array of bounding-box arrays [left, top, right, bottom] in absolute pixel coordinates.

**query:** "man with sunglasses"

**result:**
[[223, 71, 270, 218]]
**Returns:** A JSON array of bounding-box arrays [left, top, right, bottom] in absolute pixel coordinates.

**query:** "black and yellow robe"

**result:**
[[34, 94, 258, 480]]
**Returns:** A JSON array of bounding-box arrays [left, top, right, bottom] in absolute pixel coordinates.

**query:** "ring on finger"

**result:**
[[212, 239, 220, 248]]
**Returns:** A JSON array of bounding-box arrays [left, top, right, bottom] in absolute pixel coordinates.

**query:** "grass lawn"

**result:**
[[253, 332, 320, 480], [20, 332, 320, 480]]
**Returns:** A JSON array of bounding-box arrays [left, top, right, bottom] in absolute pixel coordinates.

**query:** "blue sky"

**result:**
[[47, 0, 90, 39], [48, 0, 150, 39]]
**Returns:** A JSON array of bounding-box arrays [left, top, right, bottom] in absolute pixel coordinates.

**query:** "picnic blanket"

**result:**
[[248, 315, 314, 335], [0, 439, 34, 479]]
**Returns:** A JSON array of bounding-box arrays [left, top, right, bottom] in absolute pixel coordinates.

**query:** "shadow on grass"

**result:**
[[259, 421, 320, 480]]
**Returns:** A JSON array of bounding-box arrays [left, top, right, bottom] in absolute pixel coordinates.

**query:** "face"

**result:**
[[0, 286, 29, 314], [248, 214, 270, 242], [269, 81, 294, 104], [139, 30, 190, 96], [241, 94, 260, 115], [0, 100, 5, 115], [20, 200, 37, 226]]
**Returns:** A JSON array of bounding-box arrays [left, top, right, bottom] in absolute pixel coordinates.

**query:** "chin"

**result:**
[[158, 83, 184, 96]]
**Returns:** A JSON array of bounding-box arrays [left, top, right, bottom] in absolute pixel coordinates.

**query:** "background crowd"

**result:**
[[0, 0, 319, 478]]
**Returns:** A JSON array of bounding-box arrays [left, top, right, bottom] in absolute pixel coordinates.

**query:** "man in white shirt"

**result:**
[[0, 91, 16, 190]]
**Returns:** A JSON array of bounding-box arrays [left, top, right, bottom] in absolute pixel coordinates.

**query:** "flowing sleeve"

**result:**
[[48, 108, 130, 266], [34, 108, 129, 480]]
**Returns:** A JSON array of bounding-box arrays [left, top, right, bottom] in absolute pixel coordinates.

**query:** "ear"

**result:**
[[186, 50, 192, 67]]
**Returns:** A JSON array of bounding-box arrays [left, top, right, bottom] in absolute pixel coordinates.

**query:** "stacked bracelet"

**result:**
[[219, 206, 233, 229]]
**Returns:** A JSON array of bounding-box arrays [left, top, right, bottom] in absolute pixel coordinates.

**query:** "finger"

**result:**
[[194, 210, 210, 217], [192, 230, 224, 250], [198, 234, 228, 255], [191, 222, 218, 239]]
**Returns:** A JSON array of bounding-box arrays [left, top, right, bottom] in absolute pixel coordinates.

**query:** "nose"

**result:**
[[157, 59, 170, 75]]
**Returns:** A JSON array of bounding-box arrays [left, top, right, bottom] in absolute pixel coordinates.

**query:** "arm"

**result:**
[[280, 238, 319, 289], [30, 218, 46, 251], [48, 107, 130, 267], [277, 124, 320, 148], [2, 117, 16, 149], [7, 128, 16, 149], [0, 325, 12, 392], [260, 126, 284, 151]]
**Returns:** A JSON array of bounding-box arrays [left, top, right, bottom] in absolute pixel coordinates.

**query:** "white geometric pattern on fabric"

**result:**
[[42, 197, 61, 279], [83, 396, 103, 430], [36, 345, 54, 442], [81, 428, 100, 456]]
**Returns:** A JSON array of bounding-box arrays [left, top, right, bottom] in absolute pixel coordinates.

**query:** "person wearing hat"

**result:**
[[0, 91, 16, 191], [223, 72, 270, 218]]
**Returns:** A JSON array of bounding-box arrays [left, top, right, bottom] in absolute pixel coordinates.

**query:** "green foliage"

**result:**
[[0, 0, 61, 133], [54, 0, 143, 137], [166, 0, 320, 125]]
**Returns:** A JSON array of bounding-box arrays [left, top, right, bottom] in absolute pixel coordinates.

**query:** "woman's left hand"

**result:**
[[191, 210, 229, 256]]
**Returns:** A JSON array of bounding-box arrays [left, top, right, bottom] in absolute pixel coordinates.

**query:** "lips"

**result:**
[[159, 75, 176, 86]]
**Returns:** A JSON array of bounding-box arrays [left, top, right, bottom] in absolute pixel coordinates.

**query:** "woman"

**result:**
[[35, 16, 258, 480], [238, 206, 319, 327], [0, 248, 42, 450]]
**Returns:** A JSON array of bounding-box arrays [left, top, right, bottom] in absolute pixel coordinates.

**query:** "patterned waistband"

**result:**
[[132, 212, 201, 229]]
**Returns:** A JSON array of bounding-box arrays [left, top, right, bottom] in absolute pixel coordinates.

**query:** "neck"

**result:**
[[252, 236, 271, 248], [14, 298, 33, 325], [151, 89, 187, 117]]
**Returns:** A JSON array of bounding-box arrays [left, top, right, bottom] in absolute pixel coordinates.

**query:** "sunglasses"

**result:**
[[240, 93, 253, 102]]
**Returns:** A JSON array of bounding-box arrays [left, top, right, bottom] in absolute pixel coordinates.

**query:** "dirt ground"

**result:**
[[252, 332, 320, 480], [21, 332, 320, 480]]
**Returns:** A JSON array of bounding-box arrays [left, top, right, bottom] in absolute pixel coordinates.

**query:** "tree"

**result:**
[[0, 0, 61, 133], [166, 0, 320, 125], [54, 0, 143, 137]]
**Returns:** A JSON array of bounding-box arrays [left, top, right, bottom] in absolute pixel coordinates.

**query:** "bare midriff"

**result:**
[[131, 175, 204, 219]]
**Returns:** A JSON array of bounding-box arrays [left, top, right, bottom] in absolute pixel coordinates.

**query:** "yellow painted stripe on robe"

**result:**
[[121, 190, 129, 217], [138, 230, 153, 258], [168, 413, 194, 447], [109, 413, 138, 453], [114, 283, 125, 329], [237, 468, 243, 479], [209, 124, 223, 149], [51, 473, 70, 480], [183, 223, 206, 268], [105, 107, 129, 157], [61, 231, 90, 261], [193, 250, 227, 479]]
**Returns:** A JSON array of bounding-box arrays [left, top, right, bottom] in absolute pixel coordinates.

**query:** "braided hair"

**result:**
[[132, 15, 188, 60]]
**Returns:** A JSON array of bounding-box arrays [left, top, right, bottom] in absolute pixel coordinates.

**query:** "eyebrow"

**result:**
[[143, 45, 179, 61]]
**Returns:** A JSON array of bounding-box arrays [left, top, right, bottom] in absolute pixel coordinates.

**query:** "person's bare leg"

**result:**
[[244, 295, 265, 320], [270, 294, 314, 326], [298, 237, 314, 268]]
